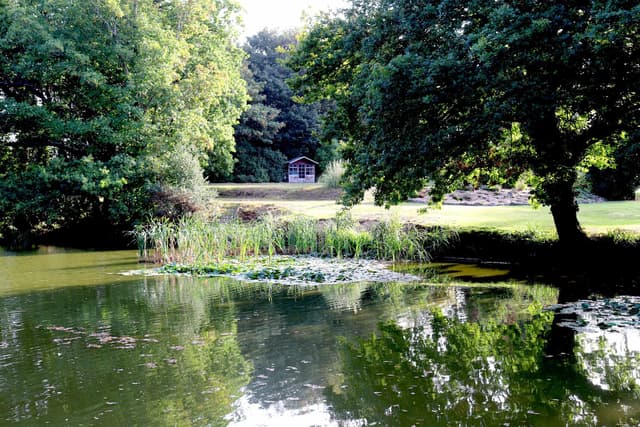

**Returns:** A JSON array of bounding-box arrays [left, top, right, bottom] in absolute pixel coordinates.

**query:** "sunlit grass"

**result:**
[[215, 192, 640, 235]]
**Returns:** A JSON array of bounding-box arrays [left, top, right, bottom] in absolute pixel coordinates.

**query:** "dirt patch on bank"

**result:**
[[214, 183, 606, 206], [412, 188, 606, 206], [215, 185, 342, 201]]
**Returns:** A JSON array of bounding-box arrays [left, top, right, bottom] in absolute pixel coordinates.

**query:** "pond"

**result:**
[[1, 248, 639, 426]]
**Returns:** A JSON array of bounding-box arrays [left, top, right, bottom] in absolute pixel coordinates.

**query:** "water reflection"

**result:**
[[576, 330, 640, 393], [0, 276, 252, 425], [0, 259, 639, 426], [0, 247, 140, 295], [327, 311, 640, 426]]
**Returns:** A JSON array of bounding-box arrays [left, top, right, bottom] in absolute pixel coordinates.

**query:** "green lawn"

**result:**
[[211, 184, 640, 235]]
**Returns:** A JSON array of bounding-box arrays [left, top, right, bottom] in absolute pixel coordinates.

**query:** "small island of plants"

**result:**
[[132, 211, 457, 284]]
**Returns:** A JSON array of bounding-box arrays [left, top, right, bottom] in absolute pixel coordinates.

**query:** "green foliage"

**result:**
[[217, 61, 286, 182], [0, 0, 247, 247], [134, 211, 456, 264], [0, 154, 154, 248], [589, 131, 640, 200], [290, 0, 640, 245], [318, 159, 345, 189], [229, 144, 287, 183], [157, 145, 207, 192], [227, 29, 325, 182], [600, 229, 640, 248]]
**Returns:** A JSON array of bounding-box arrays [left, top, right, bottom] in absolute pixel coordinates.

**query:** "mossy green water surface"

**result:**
[[1, 248, 640, 425]]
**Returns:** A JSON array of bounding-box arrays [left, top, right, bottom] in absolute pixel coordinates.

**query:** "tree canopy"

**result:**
[[290, 0, 639, 244], [0, 0, 247, 247], [224, 29, 325, 183]]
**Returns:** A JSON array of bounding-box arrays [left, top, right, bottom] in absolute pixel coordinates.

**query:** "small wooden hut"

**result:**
[[287, 156, 318, 183]]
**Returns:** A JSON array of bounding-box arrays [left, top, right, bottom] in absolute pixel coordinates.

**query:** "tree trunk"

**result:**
[[549, 188, 588, 247]]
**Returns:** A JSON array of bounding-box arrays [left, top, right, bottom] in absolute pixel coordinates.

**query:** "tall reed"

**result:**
[[134, 212, 454, 264], [285, 215, 319, 254]]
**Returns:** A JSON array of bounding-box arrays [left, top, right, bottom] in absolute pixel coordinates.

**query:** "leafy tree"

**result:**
[[0, 0, 247, 247], [219, 63, 286, 182], [290, 0, 639, 245], [228, 29, 324, 182]]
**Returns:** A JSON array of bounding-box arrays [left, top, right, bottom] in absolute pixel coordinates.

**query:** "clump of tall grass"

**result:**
[[322, 209, 371, 258], [318, 160, 345, 189], [134, 211, 456, 264], [600, 229, 640, 248], [284, 215, 319, 254], [135, 218, 178, 263], [371, 216, 434, 262]]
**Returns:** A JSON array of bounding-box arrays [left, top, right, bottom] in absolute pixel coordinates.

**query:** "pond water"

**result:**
[[1, 248, 639, 426]]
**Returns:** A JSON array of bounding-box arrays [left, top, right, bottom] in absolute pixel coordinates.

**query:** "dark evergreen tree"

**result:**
[[229, 29, 324, 182], [222, 64, 286, 182]]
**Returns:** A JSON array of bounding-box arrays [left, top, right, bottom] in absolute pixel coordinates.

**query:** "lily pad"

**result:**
[[546, 296, 640, 333], [121, 256, 421, 286]]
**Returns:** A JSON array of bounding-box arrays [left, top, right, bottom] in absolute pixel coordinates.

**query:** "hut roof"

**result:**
[[288, 156, 319, 165]]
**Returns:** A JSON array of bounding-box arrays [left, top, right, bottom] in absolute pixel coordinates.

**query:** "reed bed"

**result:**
[[134, 212, 456, 264]]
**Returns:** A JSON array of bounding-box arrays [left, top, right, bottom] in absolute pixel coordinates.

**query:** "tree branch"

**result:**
[[0, 80, 49, 103], [1, 137, 87, 155]]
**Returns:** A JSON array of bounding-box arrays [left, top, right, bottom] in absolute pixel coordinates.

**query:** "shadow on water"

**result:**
[[0, 246, 87, 257], [0, 247, 639, 426]]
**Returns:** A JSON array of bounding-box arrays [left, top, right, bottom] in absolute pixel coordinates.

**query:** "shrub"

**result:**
[[319, 160, 345, 189]]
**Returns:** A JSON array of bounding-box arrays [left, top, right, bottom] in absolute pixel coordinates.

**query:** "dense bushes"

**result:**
[[0, 0, 246, 249]]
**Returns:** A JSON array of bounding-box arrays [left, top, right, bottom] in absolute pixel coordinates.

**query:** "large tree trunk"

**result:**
[[550, 198, 587, 245], [546, 177, 588, 247]]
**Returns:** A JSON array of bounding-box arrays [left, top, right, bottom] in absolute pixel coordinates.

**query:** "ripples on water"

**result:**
[[0, 249, 639, 426]]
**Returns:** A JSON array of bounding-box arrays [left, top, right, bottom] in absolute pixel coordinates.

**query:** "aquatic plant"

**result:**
[[135, 218, 178, 263], [369, 216, 443, 262], [133, 211, 455, 265], [283, 215, 318, 254]]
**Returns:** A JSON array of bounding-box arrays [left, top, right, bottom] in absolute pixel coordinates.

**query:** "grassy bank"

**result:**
[[210, 184, 640, 234]]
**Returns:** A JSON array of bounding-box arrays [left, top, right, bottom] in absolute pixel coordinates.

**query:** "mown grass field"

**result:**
[[209, 183, 640, 235]]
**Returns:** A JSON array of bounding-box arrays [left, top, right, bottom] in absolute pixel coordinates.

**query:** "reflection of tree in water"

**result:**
[[230, 282, 560, 421], [0, 276, 253, 426], [231, 282, 461, 418], [575, 331, 640, 394], [327, 309, 640, 426]]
